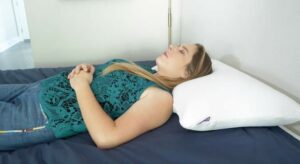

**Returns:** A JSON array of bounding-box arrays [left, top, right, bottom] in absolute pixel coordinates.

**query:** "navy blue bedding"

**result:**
[[1, 60, 300, 164]]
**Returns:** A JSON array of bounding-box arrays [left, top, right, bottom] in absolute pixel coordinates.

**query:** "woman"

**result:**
[[0, 43, 212, 151]]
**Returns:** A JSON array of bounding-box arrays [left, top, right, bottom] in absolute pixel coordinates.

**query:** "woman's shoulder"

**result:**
[[140, 86, 173, 100], [138, 86, 173, 116]]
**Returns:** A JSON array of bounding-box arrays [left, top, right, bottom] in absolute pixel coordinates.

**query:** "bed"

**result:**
[[0, 60, 300, 164]]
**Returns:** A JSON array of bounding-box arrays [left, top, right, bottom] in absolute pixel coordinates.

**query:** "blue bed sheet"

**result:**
[[0, 60, 300, 164]]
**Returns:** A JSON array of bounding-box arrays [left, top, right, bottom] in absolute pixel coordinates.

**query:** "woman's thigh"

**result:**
[[0, 83, 32, 102], [0, 81, 56, 151], [0, 81, 43, 129]]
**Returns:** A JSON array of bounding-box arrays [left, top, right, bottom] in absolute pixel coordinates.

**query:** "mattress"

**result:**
[[0, 60, 300, 164]]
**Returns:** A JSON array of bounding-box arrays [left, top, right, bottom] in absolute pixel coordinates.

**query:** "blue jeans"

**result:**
[[0, 81, 56, 151]]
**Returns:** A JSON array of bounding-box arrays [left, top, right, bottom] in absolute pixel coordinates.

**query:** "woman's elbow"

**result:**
[[96, 139, 118, 150], [97, 144, 111, 150], [96, 139, 110, 149]]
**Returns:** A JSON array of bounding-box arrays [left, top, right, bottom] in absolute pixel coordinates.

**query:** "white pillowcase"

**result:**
[[152, 59, 300, 131]]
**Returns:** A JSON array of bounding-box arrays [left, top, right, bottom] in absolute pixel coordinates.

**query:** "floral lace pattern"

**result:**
[[39, 59, 170, 138]]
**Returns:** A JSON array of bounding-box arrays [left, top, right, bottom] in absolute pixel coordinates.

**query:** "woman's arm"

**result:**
[[74, 81, 173, 149], [107, 87, 173, 149], [69, 68, 117, 148], [74, 83, 117, 148]]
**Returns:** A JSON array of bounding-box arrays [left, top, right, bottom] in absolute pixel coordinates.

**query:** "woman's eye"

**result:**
[[179, 50, 185, 54]]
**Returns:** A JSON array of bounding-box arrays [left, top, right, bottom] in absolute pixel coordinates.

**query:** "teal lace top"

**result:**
[[38, 58, 171, 138]]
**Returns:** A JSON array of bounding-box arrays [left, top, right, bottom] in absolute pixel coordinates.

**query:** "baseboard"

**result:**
[[279, 125, 300, 141], [0, 37, 22, 53]]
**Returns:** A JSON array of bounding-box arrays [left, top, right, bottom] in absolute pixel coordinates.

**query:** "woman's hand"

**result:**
[[69, 66, 95, 91], [68, 64, 95, 79]]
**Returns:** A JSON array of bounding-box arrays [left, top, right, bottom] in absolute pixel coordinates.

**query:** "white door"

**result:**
[[0, 0, 19, 52], [12, 0, 30, 40]]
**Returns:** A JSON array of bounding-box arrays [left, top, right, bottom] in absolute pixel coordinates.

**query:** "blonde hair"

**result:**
[[100, 43, 213, 91]]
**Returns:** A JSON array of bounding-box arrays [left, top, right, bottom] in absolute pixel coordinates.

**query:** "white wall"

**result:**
[[0, 0, 20, 53], [24, 0, 169, 68], [180, 0, 300, 135]]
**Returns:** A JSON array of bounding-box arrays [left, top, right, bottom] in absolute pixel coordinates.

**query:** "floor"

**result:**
[[0, 40, 34, 70]]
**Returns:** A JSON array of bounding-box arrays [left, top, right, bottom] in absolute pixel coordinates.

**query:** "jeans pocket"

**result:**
[[39, 104, 49, 124]]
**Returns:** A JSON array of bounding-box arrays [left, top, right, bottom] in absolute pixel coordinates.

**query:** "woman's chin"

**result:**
[[155, 56, 163, 65]]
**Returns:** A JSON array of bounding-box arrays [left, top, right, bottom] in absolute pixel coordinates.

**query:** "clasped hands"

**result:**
[[67, 63, 95, 91]]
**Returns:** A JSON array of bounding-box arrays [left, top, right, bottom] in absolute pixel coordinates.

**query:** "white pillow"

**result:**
[[153, 59, 300, 131]]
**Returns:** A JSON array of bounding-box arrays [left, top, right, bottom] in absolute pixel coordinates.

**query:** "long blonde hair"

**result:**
[[100, 43, 213, 91]]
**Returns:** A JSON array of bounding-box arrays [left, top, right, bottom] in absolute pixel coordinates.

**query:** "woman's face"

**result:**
[[155, 43, 198, 79]]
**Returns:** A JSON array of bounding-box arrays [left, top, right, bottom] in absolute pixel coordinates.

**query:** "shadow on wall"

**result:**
[[220, 54, 241, 69], [219, 55, 300, 104]]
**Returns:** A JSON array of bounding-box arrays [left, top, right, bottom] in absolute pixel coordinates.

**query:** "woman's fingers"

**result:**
[[90, 65, 95, 74], [68, 65, 80, 79], [68, 64, 94, 79], [69, 71, 75, 79], [75, 65, 81, 74], [68, 70, 74, 79], [77, 64, 89, 73], [83, 65, 88, 72]]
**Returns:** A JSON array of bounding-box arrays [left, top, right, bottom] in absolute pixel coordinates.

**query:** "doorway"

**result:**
[[0, 0, 33, 70]]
